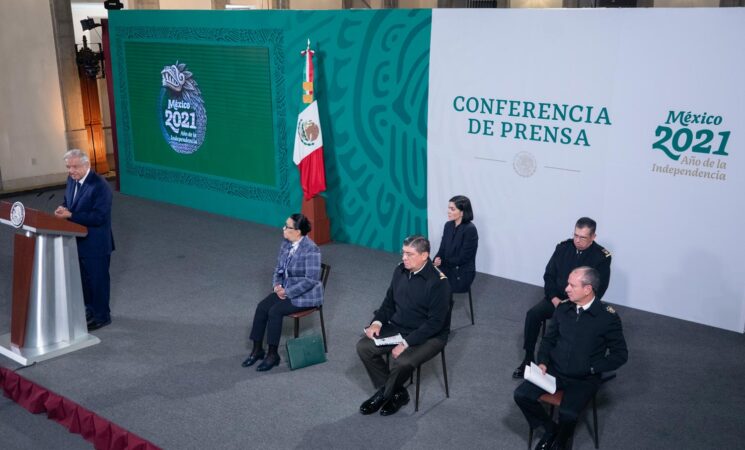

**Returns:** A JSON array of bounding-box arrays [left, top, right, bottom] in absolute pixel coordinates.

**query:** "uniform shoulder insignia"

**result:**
[[602, 248, 611, 258], [605, 305, 616, 314]]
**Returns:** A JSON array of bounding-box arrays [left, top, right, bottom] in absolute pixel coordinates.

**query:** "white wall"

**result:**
[[428, 8, 745, 333], [654, 0, 719, 6], [511, 0, 563, 7], [290, 0, 343, 9], [0, 0, 68, 191], [160, 0, 213, 9]]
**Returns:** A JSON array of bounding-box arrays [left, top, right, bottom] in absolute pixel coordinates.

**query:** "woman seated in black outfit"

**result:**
[[241, 213, 323, 372], [433, 195, 478, 293]]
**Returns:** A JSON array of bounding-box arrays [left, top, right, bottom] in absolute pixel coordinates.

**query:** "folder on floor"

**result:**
[[286, 334, 326, 370]]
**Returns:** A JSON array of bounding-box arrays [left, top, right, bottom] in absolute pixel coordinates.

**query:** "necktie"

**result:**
[[73, 181, 81, 202]]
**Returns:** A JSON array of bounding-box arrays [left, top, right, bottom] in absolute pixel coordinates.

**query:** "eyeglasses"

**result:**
[[283, 224, 297, 230]]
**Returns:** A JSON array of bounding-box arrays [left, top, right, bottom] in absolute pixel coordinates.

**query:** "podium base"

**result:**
[[302, 196, 331, 245], [0, 332, 100, 366]]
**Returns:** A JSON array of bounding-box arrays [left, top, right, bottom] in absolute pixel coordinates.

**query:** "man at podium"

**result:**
[[54, 149, 115, 331]]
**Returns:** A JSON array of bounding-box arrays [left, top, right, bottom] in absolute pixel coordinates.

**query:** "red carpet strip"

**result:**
[[0, 367, 160, 450]]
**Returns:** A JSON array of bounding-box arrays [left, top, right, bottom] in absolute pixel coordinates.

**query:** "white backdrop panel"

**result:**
[[428, 8, 745, 332]]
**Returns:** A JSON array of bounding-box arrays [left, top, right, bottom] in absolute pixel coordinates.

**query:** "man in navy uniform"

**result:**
[[513, 217, 611, 379], [514, 266, 628, 450], [357, 235, 451, 416], [55, 149, 114, 331]]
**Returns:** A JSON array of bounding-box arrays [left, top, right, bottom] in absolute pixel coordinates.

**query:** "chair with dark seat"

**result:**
[[384, 297, 453, 412], [453, 287, 475, 325], [413, 346, 449, 411], [527, 373, 617, 449], [411, 296, 455, 411], [287, 263, 330, 353]]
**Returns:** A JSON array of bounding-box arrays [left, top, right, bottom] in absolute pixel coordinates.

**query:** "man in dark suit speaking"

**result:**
[[55, 149, 115, 331]]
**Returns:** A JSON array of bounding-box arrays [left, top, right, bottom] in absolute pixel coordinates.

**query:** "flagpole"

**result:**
[[298, 39, 330, 245]]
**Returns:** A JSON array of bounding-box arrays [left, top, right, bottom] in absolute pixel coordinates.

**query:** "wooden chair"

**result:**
[[287, 263, 330, 353], [527, 373, 616, 449]]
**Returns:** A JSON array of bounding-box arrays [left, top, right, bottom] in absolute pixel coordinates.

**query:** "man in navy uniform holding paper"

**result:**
[[55, 149, 115, 331], [357, 235, 451, 416], [514, 267, 627, 450], [513, 217, 612, 379]]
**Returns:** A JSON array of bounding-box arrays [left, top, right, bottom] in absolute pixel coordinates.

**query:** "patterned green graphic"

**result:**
[[126, 41, 276, 185], [109, 10, 430, 252]]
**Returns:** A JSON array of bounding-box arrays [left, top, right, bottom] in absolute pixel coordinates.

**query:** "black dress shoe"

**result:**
[[256, 353, 280, 372], [534, 431, 557, 450], [241, 350, 266, 367], [87, 319, 111, 331], [359, 388, 386, 415], [380, 388, 410, 416], [513, 361, 530, 379]]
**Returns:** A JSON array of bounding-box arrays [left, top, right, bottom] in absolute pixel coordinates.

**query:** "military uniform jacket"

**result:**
[[538, 301, 628, 378], [372, 261, 452, 346], [543, 239, 611, 302]]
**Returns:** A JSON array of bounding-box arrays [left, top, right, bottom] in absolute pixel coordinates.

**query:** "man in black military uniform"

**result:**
[[513, 217, 611, 379], [514, 267, 627, 450], [357, 235, 451, 416]]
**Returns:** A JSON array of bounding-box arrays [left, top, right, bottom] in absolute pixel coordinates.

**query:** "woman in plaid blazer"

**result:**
[[242, 213, 323, 372]]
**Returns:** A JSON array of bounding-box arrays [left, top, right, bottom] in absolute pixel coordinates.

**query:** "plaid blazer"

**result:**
[[272, 236, 323, 307]]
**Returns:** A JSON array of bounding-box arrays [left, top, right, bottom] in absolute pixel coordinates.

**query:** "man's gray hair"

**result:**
[[403, 235, 430, 254], [574, 266, 600, 293], [64, 149, 90, 164]]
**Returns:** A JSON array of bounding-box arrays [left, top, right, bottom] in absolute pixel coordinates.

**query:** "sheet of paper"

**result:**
[[524, 362, 557, 394], [373, 333, 405, 347]]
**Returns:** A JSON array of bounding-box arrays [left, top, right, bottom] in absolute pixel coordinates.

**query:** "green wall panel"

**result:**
[[109, 10, 430, 252]]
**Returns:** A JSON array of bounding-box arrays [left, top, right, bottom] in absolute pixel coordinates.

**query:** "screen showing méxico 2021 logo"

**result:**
[[123, 42, 277, 186], [158, 62, 207, 154]]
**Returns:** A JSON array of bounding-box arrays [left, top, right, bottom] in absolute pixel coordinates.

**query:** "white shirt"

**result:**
[[577, 297, 596, 313]]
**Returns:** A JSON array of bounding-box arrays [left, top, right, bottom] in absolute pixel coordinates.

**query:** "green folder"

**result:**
[[286, 335, 326, 370]]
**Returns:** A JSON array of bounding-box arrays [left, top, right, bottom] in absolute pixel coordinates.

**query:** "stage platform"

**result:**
[[1, 188, 744, 449]]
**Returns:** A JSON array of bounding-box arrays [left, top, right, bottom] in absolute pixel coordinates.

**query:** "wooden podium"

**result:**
[[0, 201, 100, 365]]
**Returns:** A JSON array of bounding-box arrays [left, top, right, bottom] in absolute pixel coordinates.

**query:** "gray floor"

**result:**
[[1, 187, 744, 449]]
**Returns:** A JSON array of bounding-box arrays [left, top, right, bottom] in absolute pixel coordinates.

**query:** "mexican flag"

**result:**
[[293, 100, 327, 200]]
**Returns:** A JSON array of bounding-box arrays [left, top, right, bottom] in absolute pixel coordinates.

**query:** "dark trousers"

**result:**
[[79, 255, 111, 323], [514, 374, 600, 433], [522, 299, 555, 357], [249, 293, 311, 347], [356, 332, 446, 399]]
